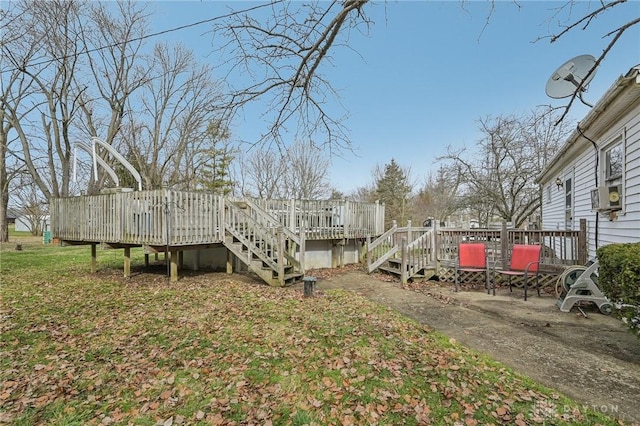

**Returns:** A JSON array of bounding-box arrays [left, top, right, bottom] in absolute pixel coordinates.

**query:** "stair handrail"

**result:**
[[366, 224, 398, 273], [245, 198, 304, 273], [225, 202, 281, 272], [244, 198, 301, 246], [402, 228, 435, 283], [226, 200, 303, 276]]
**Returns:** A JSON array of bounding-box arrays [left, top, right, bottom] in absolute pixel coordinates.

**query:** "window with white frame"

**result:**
[[564, 176, 572, 230], [599, 132, 625, 212], [604, 139, 623, 184]]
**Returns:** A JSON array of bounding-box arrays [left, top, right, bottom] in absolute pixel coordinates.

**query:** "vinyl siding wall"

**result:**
[[542, 102, 640, 259]]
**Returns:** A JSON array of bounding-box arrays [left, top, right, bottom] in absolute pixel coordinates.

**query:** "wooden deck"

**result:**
[[437, 219, 588, 267], [366, 219, 588, 287], [50, 190, 385, 246], [50, 189, 385, 284], [251, 198, 385, 239], [50, 190, 225, 246]]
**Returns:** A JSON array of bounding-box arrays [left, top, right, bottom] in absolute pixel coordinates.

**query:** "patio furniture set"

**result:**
[[454, 242, 543, 301], [453, 242, 612, 314]]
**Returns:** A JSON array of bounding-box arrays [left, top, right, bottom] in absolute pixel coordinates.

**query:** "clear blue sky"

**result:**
[[150, 1, 640, 194]]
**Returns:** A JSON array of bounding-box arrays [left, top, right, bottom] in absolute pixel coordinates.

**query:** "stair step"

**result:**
[[223, 210, 301, 286], [379, 263, 436, 276], [379, 265, 401, 275], [260, 264, 294, 272], [283, 273, 304, 285]]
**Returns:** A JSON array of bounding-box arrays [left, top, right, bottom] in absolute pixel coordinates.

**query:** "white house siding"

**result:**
[[541, 142, 590, 258], [15, 215, 50, 233], [625, 112, 640, 224], [589, 105, 640, 253], [542, 100, 640, 259], [14, 216, 30, 232], [541, 183, 565, 231]]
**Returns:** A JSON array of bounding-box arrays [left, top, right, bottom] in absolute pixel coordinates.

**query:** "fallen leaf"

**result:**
[[496, 406, 508, 416]]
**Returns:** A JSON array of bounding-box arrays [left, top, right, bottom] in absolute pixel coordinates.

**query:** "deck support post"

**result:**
[[144, 253, 149, 267], [400, 237, 408, 285], [331, 243, 338, 268], [501, 221, 509, 267], [226, 249, 233, 274], [299, 228, 306, 273], [170, 250, 179, 282], [124, 246, 131, 278], [364, 236, 371, 267], [91, 243, 97, 273]]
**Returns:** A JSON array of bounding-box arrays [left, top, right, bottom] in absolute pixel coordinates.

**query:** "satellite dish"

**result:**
[[546, 54, 598, 105]]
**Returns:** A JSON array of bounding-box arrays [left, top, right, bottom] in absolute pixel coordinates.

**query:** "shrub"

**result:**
[[597, 242, 640, 335]]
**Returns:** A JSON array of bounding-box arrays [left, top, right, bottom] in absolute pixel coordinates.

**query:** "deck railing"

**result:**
[[366, 225, 399, 272], [51, 191, 384, 246], [250, 198, 385, 239], [402, 228, 436, 283], [438, 219, 588, 267], [366, 220, 435, 278], [51, 189, 224, 246]]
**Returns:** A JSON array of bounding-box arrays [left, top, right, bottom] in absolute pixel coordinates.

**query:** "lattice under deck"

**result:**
[[439, 266, 560, 291]]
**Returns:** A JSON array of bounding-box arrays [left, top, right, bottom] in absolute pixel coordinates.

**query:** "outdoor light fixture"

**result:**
[[555, 178, 564, 190]]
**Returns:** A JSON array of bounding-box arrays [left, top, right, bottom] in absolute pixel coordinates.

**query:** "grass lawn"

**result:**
[[0, 240, 628, 425]]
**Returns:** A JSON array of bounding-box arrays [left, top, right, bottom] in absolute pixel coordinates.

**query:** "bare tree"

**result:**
[[238, 139, 331, 199], [119, 42, 225, 190], [1, 0, 154, 198], [0, 8, 39, 241], [77, 1, 152, 193], [348, 184, 376, 203], [2, 0, 89, 199], [238, 147, 287, 199], [2, 0, 229, 230], [413, 165, 461, 225], [209, 0, 635, 152], [441, 107, 573, 228], [283, 140, 332, 199], [213, 0, 370, 153], [11, 173, 48, 236]]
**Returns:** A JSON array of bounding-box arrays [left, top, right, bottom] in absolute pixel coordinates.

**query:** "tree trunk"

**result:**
[[0, 130, 8, 243], [0, 195, 8, 243]]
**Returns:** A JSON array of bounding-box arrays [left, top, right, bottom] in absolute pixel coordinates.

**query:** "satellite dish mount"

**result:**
[[545, 54, 598, 108]]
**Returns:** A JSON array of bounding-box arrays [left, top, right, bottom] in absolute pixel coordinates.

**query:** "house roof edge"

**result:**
[[537, 65, 640, 184]]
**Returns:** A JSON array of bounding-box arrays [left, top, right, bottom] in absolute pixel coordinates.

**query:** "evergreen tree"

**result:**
[[199, 121, 234, 195], [374, 158, 412, 229]]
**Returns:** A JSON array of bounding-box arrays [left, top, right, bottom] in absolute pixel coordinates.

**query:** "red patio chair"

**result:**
[[491, 244, 542, 300], [454, 243, 489, 293]]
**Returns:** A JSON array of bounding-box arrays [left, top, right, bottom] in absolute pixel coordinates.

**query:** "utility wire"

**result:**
[[1, 2, 273, 74]]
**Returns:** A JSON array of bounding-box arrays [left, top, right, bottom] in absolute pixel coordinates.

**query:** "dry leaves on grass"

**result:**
[[1, 266, 626, 425]]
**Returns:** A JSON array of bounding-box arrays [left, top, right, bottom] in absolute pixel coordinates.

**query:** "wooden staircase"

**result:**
[[378, 258, 437, 281], [367, 222, 437, 283], [223, 199, 304, 286]]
